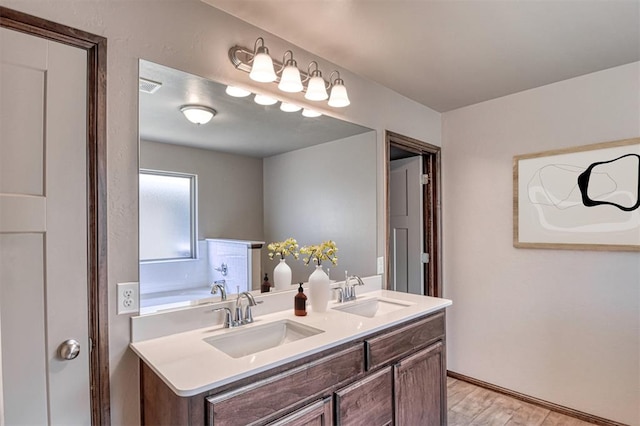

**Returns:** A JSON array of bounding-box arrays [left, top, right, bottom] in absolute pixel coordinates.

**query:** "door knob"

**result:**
[[58, 339, 81, 360]]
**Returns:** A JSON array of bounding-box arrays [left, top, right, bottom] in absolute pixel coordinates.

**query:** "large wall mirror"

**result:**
[[138, 59, 377, 313]]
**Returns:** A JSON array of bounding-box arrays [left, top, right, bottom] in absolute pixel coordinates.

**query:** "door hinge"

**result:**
[[421, 174, 430, 185], [421, 253, 430, 263]]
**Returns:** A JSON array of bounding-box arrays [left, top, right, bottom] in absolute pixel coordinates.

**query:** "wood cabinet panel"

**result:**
[[265, 398, 332, 426], [207, 345, 363, 425], [335, 367, 393, 426], [366, 311, 444, 370], [394, 341, 446, 426]]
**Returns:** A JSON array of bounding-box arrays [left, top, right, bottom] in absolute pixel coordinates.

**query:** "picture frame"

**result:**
[[513, 137, 640, 251]]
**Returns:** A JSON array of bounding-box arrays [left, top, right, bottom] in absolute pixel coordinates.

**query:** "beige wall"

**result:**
[[0, 1, 441, 424], [442, 62, 640, 425], [263, 132, 378, 283], [140, 140, 264, 241]]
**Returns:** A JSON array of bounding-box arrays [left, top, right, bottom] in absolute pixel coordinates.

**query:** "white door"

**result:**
[[0, 27, 90, 425], [390, 156, 423, 295]]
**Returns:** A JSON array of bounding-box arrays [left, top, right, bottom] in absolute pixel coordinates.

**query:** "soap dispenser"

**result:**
[[261, 273, 271, 293], [294, 283, 307, 316]]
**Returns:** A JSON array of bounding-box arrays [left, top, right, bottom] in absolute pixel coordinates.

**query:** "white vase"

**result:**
[[309, 265, 330, 313], [273, 258, 292, 291]]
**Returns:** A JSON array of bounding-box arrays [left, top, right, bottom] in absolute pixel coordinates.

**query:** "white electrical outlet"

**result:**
[[376, 256, 385, 275], [117, 282, 139, 315]]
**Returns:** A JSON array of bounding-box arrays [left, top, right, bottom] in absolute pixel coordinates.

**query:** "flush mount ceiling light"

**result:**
[[225, 85, 251, 97], [229, 37, 350, 108], [180, 105, 216, 125]]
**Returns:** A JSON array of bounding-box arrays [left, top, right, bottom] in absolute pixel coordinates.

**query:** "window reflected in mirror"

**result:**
[[139, 170, 197, 262]]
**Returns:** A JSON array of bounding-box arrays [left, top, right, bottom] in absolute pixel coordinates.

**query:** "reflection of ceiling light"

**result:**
[[302, 108, 321, 118], [225, 85, 251, 97], [280, 102, 302, 112], [254, 94, 278, 106], [180, 105, 216, 124]]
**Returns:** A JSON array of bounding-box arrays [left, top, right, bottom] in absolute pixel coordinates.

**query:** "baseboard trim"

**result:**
[[447, 371, 628, 426]]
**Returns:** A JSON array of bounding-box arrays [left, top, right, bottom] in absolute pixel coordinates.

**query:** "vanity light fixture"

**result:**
[[278, 51, 304, 93], [302, 108, 322, 118], [225, 85, 251, 98], [280, 102, 302, 112], [304, 62, 328, 101], [248, 37, 277, 83], [254, 94, 278, 106], [180, 105, 216, 125], [229, 37, 350, 108], [327, 71, 350, 107]]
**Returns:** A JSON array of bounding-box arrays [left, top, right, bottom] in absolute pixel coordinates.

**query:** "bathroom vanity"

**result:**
[[131, 289, 451, 425]]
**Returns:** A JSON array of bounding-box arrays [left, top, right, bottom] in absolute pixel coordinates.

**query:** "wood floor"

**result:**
[[447, 377, 598, 426]]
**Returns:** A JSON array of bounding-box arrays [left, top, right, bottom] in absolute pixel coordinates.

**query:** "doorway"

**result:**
[[0, 7, 109, 424], [386, 131, 442, 297]]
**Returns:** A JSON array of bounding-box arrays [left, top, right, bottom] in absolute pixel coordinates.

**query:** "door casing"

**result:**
[[0, 7, 109, 424], [385, 131, 442, 297]]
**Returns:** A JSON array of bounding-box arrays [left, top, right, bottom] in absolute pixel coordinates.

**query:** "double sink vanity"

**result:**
[[130, 278, 452, 425]]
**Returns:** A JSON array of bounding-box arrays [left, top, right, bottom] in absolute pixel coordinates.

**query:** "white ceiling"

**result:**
[[204, 0, 640, 112]]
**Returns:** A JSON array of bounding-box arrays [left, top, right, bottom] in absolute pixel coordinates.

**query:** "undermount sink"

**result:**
[[204, 320, 324, 359], [332, 297, 413, 318]]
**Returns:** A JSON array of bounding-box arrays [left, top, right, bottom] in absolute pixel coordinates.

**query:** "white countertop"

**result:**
[[129, 289, 452, 397]]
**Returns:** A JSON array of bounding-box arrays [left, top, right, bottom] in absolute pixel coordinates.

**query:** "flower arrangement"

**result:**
[[267, 237, 300, 261], [300, 240, 338, 266]]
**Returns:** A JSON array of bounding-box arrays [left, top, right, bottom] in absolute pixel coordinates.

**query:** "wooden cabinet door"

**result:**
[[265, 398, 332, 426], [394, 341, 445, 426], [335, 367, 393, 426]]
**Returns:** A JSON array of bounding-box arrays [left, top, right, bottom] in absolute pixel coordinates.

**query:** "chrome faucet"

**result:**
[[214, 263, 228, 276], [332, 286, 345, 303], [212, 307, 238, 328], [235, 292, 261, 325], [344, 273, 365, 302], [210, 280, 227, 300]]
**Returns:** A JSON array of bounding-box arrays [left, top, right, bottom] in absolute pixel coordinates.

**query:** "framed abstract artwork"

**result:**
[[514, 137, 640, 251]]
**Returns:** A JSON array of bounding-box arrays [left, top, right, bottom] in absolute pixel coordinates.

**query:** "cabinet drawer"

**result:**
[[335, 366, 393, 426], [207, 345, 364, 425], [265, 398, 332, 426], [365, 312, 444, 370]]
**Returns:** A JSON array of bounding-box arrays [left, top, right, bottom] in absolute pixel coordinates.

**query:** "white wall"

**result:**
[[0, 1, 441, 424], [442, 62, 640, 425], [263, 132, 377, 283]]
